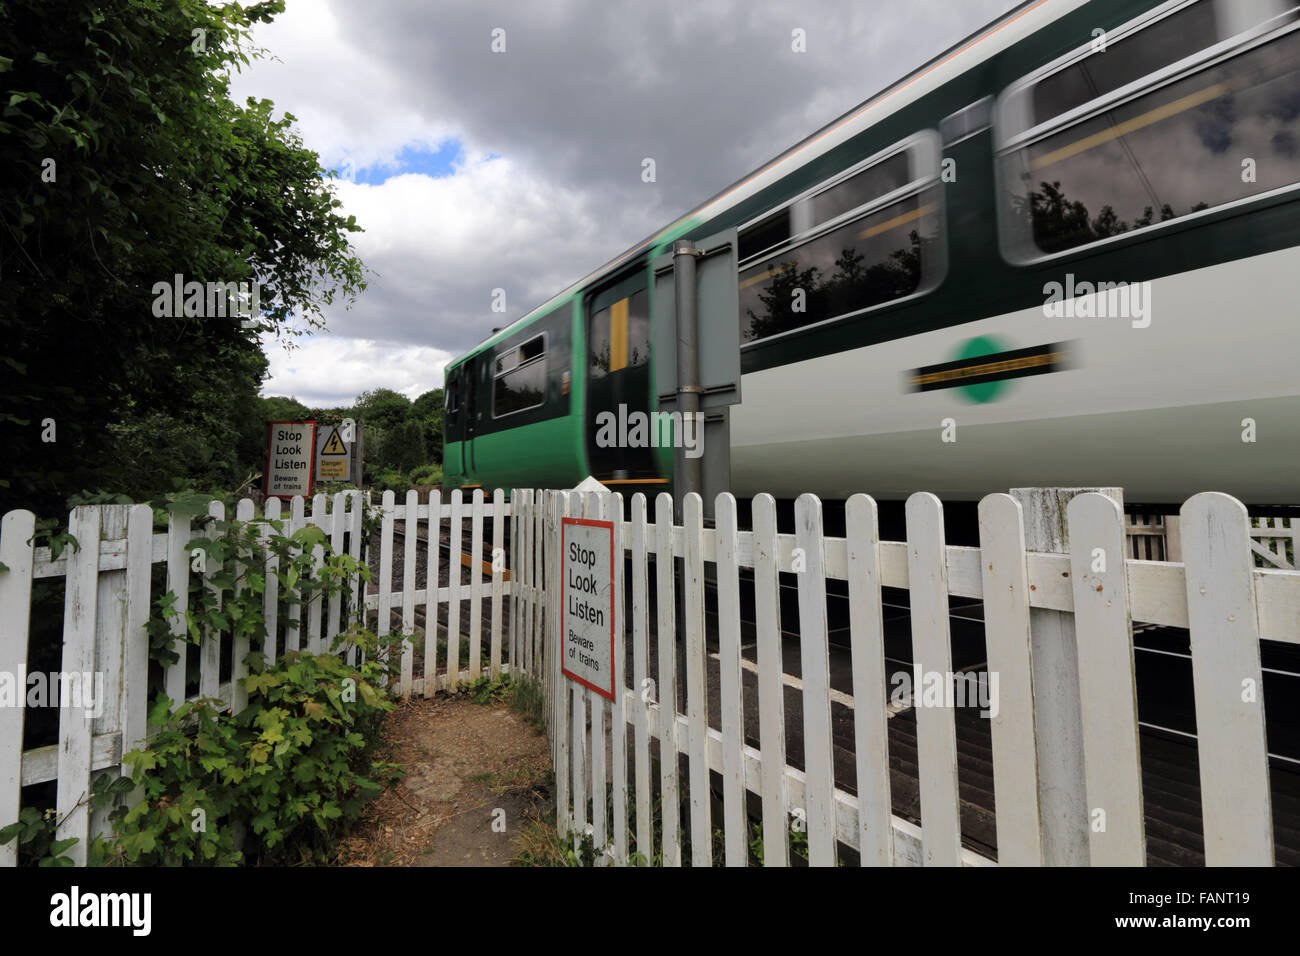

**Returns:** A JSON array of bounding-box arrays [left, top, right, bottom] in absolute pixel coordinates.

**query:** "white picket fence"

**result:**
[[513, 488, 1300, 867], [0, 487, 516, 866], [1124, 512, 1299, 567]]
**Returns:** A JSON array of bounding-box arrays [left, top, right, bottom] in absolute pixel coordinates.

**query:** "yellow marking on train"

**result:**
[[737, 203, 937, 292], [856, 202, 935, 240], [598, 477, 670, 485], [1029, 79, 1237, 171], [610, 297, 629, 372], [738, 263, 791, 291], [910, 351, 1066, 387]]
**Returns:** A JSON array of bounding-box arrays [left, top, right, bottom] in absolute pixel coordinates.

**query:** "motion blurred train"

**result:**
[[444, 0, 1300, 510]]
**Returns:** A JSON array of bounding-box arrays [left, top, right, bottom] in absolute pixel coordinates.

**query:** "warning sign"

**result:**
[[266, 421, 316, 498], [561, 517, 615, 700], [316, 424, 353, 482], [321, 429, 347, 456]]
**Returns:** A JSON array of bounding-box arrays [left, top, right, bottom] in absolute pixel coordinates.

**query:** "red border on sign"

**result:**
[[560, 517, 616, 701], [264, 420, 317, 500]]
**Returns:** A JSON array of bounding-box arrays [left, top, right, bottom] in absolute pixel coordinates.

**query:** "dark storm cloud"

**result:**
[[321, 0, 1018, 352]]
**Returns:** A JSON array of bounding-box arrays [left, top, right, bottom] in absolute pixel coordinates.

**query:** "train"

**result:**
[[443, 0, 1300, 512]]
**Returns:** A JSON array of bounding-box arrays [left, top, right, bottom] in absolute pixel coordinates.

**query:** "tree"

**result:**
[[410, 388, 445, 465], [0, 0, 366, 516], [353, 388, 412, 433], [261, 396, 313, 423]]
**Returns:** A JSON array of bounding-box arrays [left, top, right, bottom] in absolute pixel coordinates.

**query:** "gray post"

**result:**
[[672, 239, 701, 517], [1010, 485, 1123, 866]]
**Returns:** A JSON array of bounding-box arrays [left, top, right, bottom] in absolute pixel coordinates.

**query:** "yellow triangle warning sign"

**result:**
[[321, 428, 348, 455]]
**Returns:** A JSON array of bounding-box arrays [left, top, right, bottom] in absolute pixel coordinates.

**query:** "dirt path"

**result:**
[[335, 694, 553, 867]]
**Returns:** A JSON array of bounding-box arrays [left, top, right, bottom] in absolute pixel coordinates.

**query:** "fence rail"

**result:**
[[517, 487, 1300, 867]]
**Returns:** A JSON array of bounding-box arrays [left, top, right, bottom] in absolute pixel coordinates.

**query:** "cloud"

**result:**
[[232, 0, 1020, 402], [261, 334, 454, 408]]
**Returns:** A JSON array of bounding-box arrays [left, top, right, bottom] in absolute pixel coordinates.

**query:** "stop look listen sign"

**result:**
[[561, 517, 615, 700]]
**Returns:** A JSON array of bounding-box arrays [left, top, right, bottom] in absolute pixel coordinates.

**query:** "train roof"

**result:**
[[447, 0, 1086, 369]]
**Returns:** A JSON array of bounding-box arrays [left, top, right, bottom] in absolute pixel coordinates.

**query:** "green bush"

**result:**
[[409, 464, 443, 487], [91, 631, 400, 866], [374, 468, 411, 496]]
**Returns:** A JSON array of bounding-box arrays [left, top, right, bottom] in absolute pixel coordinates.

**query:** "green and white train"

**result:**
[[444, 0, 1300, 509]]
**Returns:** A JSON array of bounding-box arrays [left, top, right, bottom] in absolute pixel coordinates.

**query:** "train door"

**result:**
[[463, 355, 479, 478], [586, 288, 655, 479], [445, 365, 467, 479]]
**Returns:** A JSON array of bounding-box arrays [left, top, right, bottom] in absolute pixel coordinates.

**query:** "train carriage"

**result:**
[[444, 0, 1300, 511]]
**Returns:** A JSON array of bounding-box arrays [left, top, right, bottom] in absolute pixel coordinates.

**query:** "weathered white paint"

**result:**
[[905, 493, 961, 867], [1181, 493, 1274, 866], [654, 492, 682, 867], [795, 494, 837, 867], [977, 494, 1044, 866], [846, 494, 893, 866], [752, 494, 788, 867], [683, 494, 712, 867], [1067, 493, 1145, 866], [0, 510, 36, 867], [715, 494, 747, 866], [56, 507, 99, 865], [490, 489, 505, 680]]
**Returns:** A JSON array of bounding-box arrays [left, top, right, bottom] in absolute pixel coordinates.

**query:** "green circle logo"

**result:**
[[954, 334, 1011, 404]]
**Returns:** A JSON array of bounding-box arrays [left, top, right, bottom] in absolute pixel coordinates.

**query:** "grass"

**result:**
[[509, 782, 817, 867], [469, 764, 553, 797], [505, 674, 546, 731]]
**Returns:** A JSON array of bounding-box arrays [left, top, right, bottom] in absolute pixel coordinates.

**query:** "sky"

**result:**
[[230, 0, 1019, 408]]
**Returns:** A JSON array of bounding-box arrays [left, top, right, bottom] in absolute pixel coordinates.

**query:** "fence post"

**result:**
[[1009, 486, 1122, 867], [0, 509, 37, 868], [90, 505, 131, 843]]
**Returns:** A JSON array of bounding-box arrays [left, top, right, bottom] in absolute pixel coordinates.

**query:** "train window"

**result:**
[[446, 378, 459, 419], [588, 290, 649, 377], [589, 305, 611, 379], [625, 289, 649, 367], [737, 132, 943, 343], [998, 0, 1300, 260], [940, 97, 994, 147], [809, 152, 910, 227], [1031, 1, 1217, 126], [520, 336, 544, 363], [493, 334, 547, 417], [738, 208, 790, 262]]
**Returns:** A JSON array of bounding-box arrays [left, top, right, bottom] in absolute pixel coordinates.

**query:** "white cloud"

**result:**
[[307, 153, 629, 350], [227, 1, 451, 173], [262, 334, 453, 407]]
